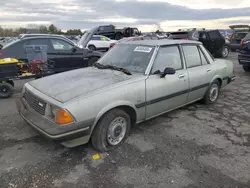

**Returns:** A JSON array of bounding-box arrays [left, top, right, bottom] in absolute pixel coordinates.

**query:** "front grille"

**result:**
[[23, 90, 47, 115]]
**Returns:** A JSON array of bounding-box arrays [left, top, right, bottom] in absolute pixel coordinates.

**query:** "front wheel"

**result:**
[[203, 80, 220, 105], [243, 66, 250, 72], [0, 82, 14, 98], [87, 57, 99, 66], [91, 109, 131, 152]]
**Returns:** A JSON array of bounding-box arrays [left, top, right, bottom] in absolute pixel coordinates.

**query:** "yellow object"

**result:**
[[0, 58, 19, 64], [92, 154, 100, 160], [56, 109, 74, 125]]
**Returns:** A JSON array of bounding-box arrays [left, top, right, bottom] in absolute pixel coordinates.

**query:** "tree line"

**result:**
[[0, 24, 83, 37]]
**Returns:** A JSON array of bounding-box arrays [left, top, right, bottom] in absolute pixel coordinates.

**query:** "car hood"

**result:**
[[28, 67, 137, 103]]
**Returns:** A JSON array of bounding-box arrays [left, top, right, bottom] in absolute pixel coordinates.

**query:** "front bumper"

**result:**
[[16, 98, 92, 142]]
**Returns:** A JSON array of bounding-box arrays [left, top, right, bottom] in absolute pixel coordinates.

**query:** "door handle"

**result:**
[[178, 74, 185, 78], [206, 68, 211, 72]]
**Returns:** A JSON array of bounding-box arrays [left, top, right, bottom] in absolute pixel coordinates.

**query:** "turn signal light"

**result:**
[[56, 109, 73, 125]]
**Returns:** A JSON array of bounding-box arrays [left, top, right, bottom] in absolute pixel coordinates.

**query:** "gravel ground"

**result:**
[[0, 52, 249, 188]]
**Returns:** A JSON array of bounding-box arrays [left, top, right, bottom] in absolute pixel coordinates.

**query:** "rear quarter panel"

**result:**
[[211, 59, 234, 87]]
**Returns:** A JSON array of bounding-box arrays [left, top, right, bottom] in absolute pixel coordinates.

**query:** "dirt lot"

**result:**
[[0, 52, 249, 188]]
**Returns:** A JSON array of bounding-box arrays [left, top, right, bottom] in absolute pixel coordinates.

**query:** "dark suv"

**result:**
[[228, 25, 250, 52], [238, 33, 250, 72], [169, 29, 228, 58]]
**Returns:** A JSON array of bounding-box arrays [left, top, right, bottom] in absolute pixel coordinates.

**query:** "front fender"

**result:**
[[91, 100, 137, 132]]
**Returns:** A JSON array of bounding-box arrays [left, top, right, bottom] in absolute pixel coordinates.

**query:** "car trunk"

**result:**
[[229, 25, 250, 44]]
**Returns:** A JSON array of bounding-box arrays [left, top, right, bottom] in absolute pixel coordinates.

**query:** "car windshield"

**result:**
[[97, 44, 155, 74]]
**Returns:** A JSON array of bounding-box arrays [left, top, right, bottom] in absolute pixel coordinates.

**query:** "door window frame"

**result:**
[[149, 44, 184, 75], [181, 44, 203, 69], [49, 38, 74, 51]]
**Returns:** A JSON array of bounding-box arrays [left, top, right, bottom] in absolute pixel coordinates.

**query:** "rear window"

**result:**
[[208, 31, 222, 39]]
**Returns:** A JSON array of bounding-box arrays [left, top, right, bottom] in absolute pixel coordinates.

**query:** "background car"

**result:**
[[238, 33, 250, 72], [87, 35, 117, 51], [0, 36, 102, 72], [168, 29, 228, 58], [228, 25, 250, 52]]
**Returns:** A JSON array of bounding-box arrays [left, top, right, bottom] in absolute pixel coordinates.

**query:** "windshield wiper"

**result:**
[[93, 63, 132, 75]]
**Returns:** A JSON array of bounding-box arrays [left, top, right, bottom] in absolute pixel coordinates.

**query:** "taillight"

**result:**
[[0, 52, 2, 56], [240, 40, 245, 48], [182, 38, 189, 40], [109, 43, 116, 48]]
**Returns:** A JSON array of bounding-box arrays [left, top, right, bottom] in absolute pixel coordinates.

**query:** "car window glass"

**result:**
[[91, 36, 99, 40], [199, 45, 214, 62], [182, 45, 201, 68], [28, 39, 49, 46], [198, 47, 209, 65], [244, 33, 250, 40], [50, 39, 73, 50], [208, 31, 220, 39], [151, 46, 182, 74]]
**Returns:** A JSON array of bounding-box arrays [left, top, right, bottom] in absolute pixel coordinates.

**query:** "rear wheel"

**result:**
[[0, 82, 14, 98], [88, 45, 96, 51], [203, 80, 220, 105], [115, 32, 122, 40], [91, 109, 131, 152], [221, 45, 229, 58], [243, 66, 250, 72]]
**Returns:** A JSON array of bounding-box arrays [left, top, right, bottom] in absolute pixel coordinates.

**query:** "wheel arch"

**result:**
[[91, 101, 137, 133]]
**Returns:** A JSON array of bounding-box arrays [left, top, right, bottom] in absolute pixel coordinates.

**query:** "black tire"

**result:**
[[88, 45, 96, 51], [7, 80, 14, 87], [221, 45, 229, 58], [87, 57, 99, 66], [0, 82, 14, 98], [243, 66, 250, 72], [115, 32, 122, 40], [91, 109, 131, 152], [203, 80, 220, 105]]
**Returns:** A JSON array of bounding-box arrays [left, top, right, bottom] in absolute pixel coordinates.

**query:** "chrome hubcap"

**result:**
[[107, 117, 127, 146], [209, 84, 219, 102], [222, 47, 229, 57]]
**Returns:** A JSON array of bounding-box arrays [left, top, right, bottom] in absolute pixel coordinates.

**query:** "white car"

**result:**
[[87, 35, 117, 51]]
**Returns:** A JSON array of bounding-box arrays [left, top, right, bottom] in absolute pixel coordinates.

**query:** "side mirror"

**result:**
[[160, 67, 176, 78]]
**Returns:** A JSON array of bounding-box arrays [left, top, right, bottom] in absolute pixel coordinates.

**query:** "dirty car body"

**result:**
[[17, 40, 235, 152]]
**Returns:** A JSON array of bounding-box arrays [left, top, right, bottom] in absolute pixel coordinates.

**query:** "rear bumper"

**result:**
[[238, 54, 250, 66], [16, 98, 93, 142]]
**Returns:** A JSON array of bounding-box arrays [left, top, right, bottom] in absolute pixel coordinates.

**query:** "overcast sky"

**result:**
[[1, 0, 250, 31]]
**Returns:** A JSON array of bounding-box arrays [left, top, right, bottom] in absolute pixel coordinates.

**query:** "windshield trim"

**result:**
[[145, 46, 159, 75]]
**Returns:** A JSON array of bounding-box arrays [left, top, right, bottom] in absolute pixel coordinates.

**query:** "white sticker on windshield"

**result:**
[[134, 46, 152, 53]]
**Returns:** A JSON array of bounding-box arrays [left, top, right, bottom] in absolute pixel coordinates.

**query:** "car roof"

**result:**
[[121, 39, 201, 46], [20, 36, 70, 40]]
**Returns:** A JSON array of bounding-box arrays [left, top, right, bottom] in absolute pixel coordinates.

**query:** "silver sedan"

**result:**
[[16, 39, 235, 152]]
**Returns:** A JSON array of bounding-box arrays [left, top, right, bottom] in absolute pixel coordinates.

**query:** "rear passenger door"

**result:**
[[182, 45, 214, 102], [207, 31, 223, 54]]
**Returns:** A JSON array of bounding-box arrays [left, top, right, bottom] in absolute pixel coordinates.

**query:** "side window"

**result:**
[[182, 45, 201, 68], [198, 47, 209, 65], [208, 31, 220, 40], [199, 45, 214, 62], [28, 39, 49, 46], [151, 46, 182, 74], [50, 39, 74, 50], [91, 36, 100, 40]]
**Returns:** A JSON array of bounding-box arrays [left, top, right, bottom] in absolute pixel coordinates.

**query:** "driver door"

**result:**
[[145, 45, 189, 118]]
